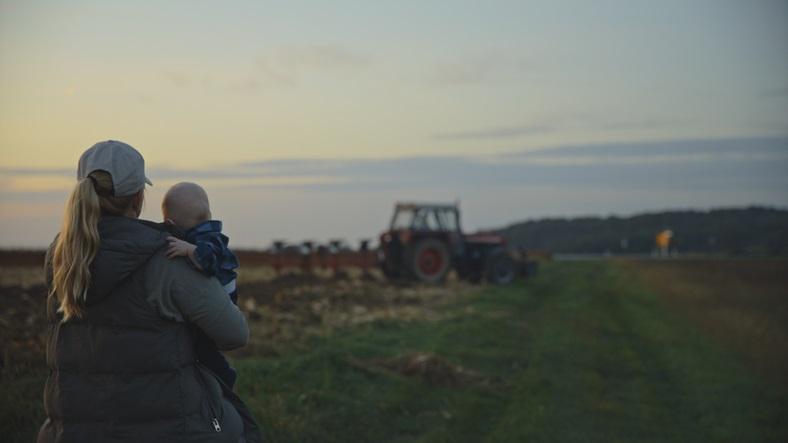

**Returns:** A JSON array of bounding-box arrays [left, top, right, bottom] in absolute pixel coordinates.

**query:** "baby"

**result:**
[[162, 182, 240, 388]]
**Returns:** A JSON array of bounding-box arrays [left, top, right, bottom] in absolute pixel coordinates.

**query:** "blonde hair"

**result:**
[[49, 171, 142, 320]]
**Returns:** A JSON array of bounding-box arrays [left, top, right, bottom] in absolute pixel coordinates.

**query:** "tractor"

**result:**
[[378, 202, 520, 284]]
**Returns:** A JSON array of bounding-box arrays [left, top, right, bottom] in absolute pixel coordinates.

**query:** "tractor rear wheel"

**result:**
[[485, 250, 516, 285], [408, 239, 450, 284]]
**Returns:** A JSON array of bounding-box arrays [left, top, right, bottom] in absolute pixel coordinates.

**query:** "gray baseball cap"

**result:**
[[77, 140, 152, 197]]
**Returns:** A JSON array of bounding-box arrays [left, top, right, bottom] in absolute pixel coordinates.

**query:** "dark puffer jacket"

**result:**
[[37, 216, 262, 443]]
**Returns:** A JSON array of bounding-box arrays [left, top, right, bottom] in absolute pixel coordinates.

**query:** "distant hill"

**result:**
[[494, 206, 788, 255]]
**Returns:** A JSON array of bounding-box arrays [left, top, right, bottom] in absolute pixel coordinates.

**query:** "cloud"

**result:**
[[156, 45, 372, 93], [3, 137, 786, 194], [279, 45, 372, 69], [226, 78, 263, 94], [759, 86, 788, 99], [0, 167, 73, 175], [509, 136, 788, 160], [162, 70, 193, 88], [255, 44, 372, 86], [427, 53, 531, 85], [431, 116, 688, 142], [432, 124, 555, 141], [4, 136, 787, 247], [232, 136, 788, 192], [597, 118, 685, 131], [133, 92, 156, 106]]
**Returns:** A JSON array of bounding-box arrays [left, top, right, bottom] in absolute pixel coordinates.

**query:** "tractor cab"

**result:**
[[390, 204, 460, 233], [379, 202, 516, 284], [388, 203, 464, 253]]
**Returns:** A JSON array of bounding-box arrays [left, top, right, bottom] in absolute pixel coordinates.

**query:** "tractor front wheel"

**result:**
[[408, 239, 451, 284], [485, 250, 516, 285]]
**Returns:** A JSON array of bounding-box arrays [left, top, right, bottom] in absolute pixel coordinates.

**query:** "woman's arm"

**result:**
[[145, 252, 249, 350]]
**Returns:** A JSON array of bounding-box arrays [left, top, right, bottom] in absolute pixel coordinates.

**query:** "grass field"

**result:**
[[2, 260, 787, 442], [622, 259, 788, 388]]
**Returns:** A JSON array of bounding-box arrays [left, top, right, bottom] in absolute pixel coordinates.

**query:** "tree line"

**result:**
[[495, 206, 788, 255]]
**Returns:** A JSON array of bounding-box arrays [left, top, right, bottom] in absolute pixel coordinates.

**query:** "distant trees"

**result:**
[[495, 206, 788, 255]]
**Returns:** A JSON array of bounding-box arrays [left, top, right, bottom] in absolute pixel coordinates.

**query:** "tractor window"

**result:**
[[412, 210, 427, 230], [426, 212, 441, 230], [392, 207, 459, 231], [391, 209, 415, 229], [410, 209, 438, 231], [436, 210, 458, 231], [412, 209, 448, 231]]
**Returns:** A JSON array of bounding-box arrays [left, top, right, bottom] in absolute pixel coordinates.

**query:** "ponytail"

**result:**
[[49, 171, 140, 321], [49, 178, 101, 320]]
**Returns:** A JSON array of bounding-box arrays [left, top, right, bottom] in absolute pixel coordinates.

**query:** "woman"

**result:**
[[37, 140, 262, 443]]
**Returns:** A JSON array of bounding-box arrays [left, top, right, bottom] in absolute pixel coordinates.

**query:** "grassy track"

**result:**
[[3, 261, 787, 442], [237, 262, 787, 442], [622, 259, 788, 388]]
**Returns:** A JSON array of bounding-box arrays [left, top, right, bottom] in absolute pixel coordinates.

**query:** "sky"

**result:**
[[1, 0, 787, 248]]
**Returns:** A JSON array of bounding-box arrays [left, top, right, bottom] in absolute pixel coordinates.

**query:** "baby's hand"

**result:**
[[166, 236, 197, 259]]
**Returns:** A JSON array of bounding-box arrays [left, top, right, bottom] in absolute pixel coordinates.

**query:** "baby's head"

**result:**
[[162, 182, 211, 230]]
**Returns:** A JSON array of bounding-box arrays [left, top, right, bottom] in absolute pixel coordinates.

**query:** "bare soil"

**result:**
[[0, 265, 475, 368]]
